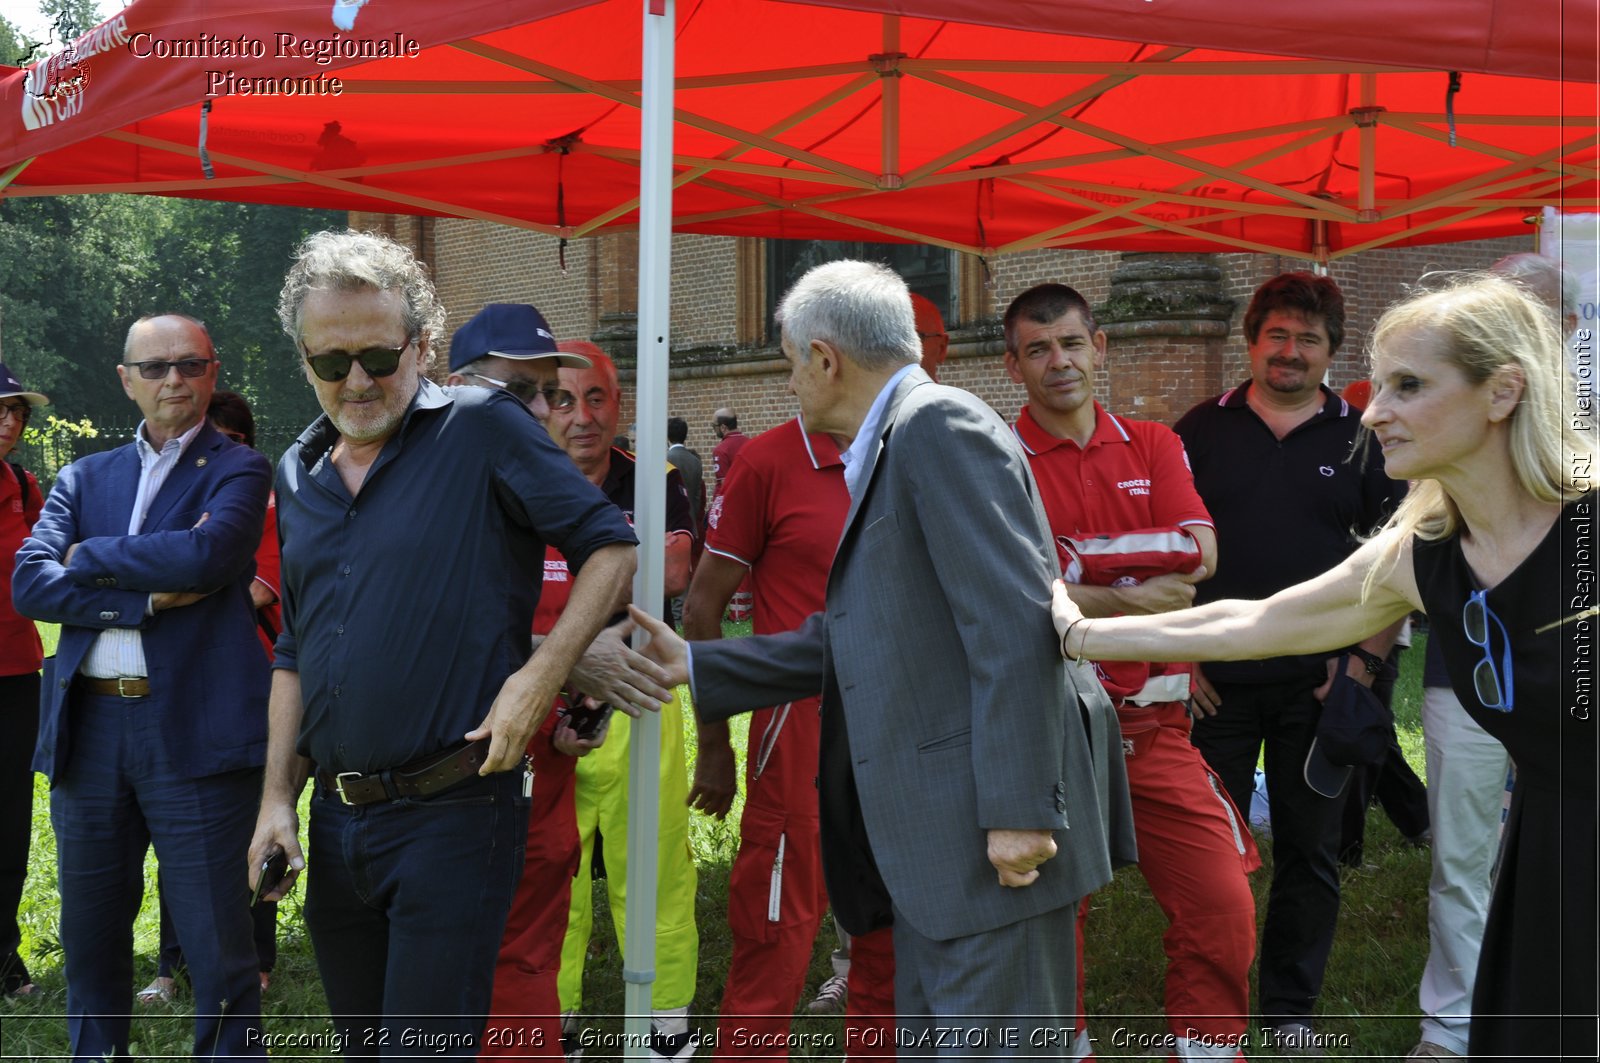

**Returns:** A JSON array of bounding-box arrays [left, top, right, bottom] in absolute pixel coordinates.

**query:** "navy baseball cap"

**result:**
[[0, 362, 48, 407], [448, 304, 592, 373]]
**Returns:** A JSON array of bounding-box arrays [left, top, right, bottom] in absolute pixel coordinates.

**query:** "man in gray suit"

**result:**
[[632, 260, 1130, 1054]]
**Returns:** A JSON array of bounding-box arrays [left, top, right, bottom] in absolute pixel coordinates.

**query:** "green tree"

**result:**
[[1, 194, 342, 451], [140, 200, 343, 452]]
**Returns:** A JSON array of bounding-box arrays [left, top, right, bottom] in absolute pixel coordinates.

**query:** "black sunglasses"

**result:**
[[465, 372, 576, 411], [124, 357, 215, 380], [301, 337, 415, 383]]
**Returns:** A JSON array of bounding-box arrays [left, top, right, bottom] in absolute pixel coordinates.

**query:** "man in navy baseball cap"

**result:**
[[447, 304, 592, 422]]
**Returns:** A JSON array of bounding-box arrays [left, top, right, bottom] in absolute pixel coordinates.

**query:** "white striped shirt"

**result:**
[[79, 420, 205, 679]]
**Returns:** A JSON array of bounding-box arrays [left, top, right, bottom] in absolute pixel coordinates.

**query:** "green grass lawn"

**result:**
[[1, 624, 1439, 1060]]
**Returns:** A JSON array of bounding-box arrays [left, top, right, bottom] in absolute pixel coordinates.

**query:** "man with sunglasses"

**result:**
[[539, 342, 701, 1062], [446, 315, 681, 1059], [446, 302, 591, 422], [13, 314, 273, 1059], [246, 231, 645, 1059]]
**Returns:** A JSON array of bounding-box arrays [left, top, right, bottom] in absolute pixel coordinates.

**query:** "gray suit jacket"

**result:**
[[693, 369, 1133, 941]]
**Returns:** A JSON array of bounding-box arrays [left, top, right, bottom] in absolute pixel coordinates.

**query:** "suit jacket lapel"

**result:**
[[141, 425, 222, 530], [105, 446, 142, 531], [838, 367, 931, 545]]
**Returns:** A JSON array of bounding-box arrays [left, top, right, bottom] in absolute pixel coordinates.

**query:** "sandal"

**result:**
[[4, 982, 38, 999], [136, 977, 177, 1005]]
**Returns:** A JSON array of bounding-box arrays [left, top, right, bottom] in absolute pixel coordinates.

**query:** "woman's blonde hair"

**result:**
[[1364, 273, 1595, 591]]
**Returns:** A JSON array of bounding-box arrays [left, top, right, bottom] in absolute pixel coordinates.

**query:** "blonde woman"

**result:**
[[1054, 274, 1596, 1060]]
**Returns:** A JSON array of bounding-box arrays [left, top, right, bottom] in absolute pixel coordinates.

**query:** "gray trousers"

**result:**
[[891, 900, 1078, 1059]]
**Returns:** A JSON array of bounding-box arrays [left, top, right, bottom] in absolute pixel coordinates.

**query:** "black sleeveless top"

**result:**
[[1412, 492, 1597, 1058], [1412, 492, 1595, 799]]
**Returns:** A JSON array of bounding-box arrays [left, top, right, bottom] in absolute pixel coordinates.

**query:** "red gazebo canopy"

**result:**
[[2, 0, 1595, 259]]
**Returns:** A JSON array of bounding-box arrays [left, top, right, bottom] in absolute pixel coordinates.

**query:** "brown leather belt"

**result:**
[[316, 739, 491, 806], [80, 677, 151, 698]]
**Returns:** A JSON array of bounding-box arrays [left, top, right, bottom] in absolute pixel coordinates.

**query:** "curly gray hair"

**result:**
[[277, 230, 446, 366]]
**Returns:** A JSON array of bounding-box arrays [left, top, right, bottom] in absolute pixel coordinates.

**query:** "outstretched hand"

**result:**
[[568, 619, 676, 718], [626, 605, 691, 689]]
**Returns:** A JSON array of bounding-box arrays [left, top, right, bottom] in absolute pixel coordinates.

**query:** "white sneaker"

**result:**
[[806, 973, 848, 1014], [651, 1007, 699, 1062]]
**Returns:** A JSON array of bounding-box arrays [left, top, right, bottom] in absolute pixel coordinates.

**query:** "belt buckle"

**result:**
[[334, 771, 363, 806], [116, 678, 142, 698]]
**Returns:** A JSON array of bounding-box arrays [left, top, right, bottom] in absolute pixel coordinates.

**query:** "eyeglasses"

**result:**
[[0, 403, 31, 424], [301, 337, 415, 383], [464, 372, 576, 411], [1463, 589, 1514, 712], [123, 357, 215, 380]]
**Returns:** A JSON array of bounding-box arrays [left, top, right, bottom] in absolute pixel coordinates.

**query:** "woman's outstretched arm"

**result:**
[[1055, 528, 1422, 664]]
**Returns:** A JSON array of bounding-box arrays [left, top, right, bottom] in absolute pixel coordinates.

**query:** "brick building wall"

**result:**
[[351, 212, 1529, 453]]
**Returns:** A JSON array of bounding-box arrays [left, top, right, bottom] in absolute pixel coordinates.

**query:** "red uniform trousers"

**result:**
[[482, 720, 578, 1059], [841, 928, 895, 1059], [713, 701, 894, 1060], [1075, 702, 1259, 1054]]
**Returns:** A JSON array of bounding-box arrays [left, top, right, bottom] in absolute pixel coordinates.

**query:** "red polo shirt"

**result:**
[[534, 448, 694, 635], [0, 463, 43, 676], [704, 418, 847, 635], [1015, 403, 1213, 704]]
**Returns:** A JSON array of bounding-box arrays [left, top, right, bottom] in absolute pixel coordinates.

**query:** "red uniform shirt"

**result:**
[[534, 449, 694, 635], [0, 462, 43, 676], [704, 418, 847, 805], [252, 495, 282, 661], [1015, 403, 1213, 704], [704, 419, 847, 636], [711, 430, 749, 495]]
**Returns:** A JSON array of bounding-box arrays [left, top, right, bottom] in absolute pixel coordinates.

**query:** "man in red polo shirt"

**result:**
[[1003, 283, 1258, 1063], [0, 363, 46, 1001], [683, 417, 894, 1059]]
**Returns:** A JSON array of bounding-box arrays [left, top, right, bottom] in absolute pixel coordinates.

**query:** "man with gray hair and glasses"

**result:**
[[246, 231, 649, 1058], [14, 314, 271, 1059]]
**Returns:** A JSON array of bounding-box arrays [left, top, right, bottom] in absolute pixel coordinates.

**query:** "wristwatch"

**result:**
[[1348, 646, 1389, 677]]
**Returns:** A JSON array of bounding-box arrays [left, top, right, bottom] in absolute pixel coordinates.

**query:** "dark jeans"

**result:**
[[0, 672, 40, 994], [52, 689, 263, 1060], [305, 769, 528, 1059], [1193, 675, 1342, 1026]]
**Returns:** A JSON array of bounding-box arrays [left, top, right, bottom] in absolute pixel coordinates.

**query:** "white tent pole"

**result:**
[[624, 0, 674, 1056]]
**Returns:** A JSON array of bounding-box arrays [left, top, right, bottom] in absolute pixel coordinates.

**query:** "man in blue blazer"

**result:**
[[13, 314, 271, 1060], [631, 261, 1133, 1055]]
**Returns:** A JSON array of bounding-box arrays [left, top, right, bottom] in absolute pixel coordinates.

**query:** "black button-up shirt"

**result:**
[[1175, 381, 1406, 684], [274, 380, 637, 772]]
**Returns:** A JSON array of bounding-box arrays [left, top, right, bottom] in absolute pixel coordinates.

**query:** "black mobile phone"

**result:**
[[251, 850, 289, 907], [565, 700, 614, 742]]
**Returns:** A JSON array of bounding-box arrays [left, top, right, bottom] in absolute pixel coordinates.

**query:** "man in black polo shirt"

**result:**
[[1174, 272, 1405, 1055], [245, 231, 641, 1058]]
